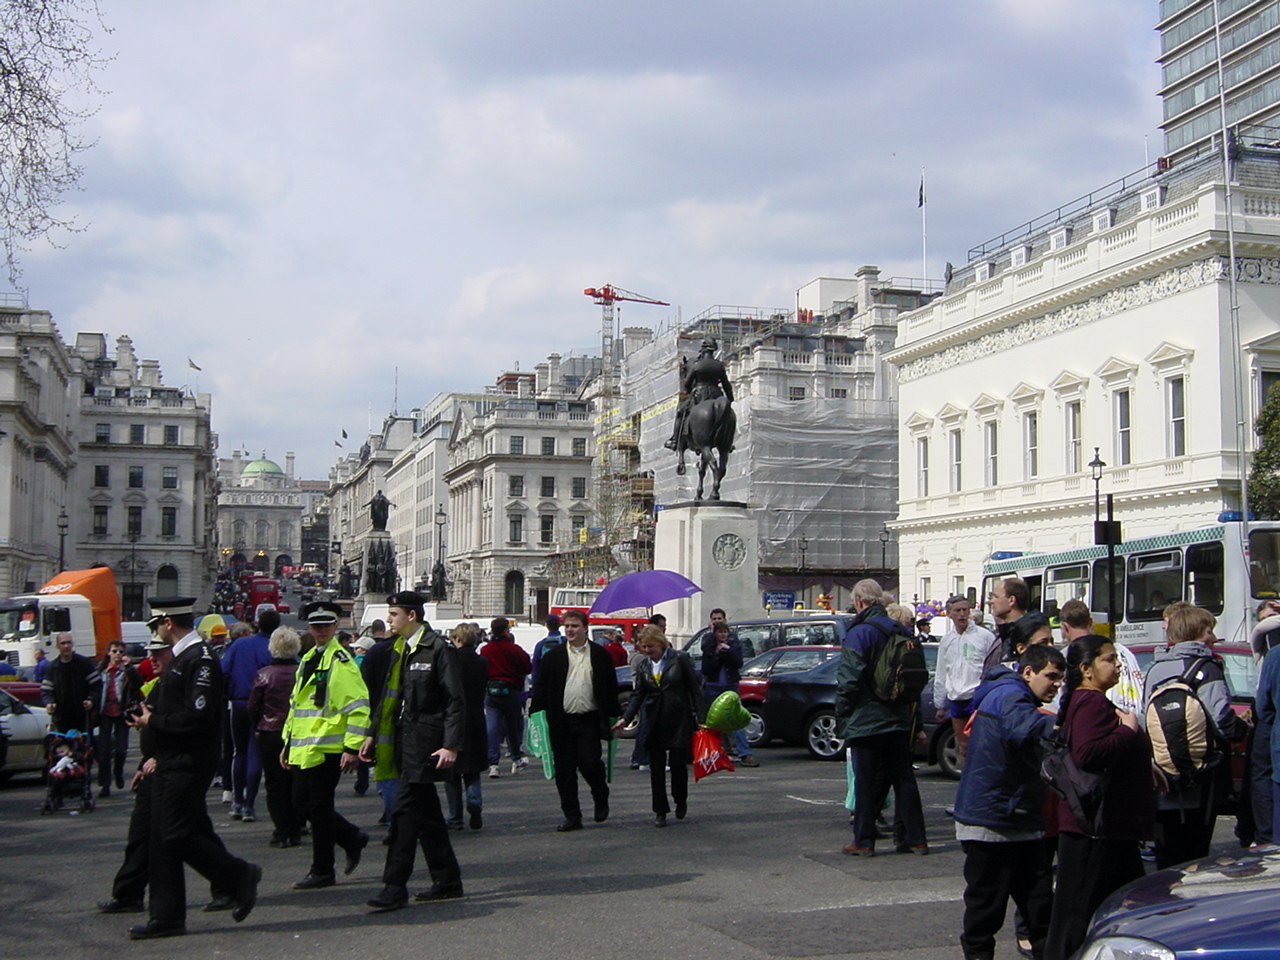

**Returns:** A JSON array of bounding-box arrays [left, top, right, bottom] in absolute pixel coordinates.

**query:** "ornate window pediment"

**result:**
[[937, 402, 967, 426], [1008, 382, 1044, 411], [1049, 370, 1089, 399], [1095, 356, 1138, 386], [905, 412, 934, 437], [1144, 341, 1194, 375], [971, 393, 1004, 420]]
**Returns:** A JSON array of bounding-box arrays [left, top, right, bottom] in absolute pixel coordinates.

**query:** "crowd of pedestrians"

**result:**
[[18, 571, 1270, 953]]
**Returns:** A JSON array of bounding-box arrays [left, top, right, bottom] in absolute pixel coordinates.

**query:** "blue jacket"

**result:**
[[953, 665, 1057, 832], [221, 632, 273, 701], [1258, 644, 1280, 784], [834, 605, 915, 740]]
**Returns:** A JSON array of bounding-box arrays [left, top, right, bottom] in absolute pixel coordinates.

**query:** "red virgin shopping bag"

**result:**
[[692, 728, 735, 782]]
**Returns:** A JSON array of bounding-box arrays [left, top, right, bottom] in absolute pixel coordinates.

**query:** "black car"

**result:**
[[756, 642, 961, 778], [681, 615, 856, 666]]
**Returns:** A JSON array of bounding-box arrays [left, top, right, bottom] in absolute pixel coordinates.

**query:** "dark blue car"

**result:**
[[1079, 848, 1280, 959]]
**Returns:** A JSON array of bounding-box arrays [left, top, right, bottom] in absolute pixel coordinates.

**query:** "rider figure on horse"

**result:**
[[665, 337, 734, 452]]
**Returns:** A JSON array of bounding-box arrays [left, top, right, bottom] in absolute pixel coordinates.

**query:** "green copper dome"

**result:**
[[241, 457, 284, 476]]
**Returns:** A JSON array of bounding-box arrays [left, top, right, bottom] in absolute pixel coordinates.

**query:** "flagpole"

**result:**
[[920, 166, 928, 281]]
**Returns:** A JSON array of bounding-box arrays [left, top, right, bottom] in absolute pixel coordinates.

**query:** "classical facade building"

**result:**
[[0, 306, 76, 597], [445, 357, 597, 619], [215, 450, 303, 576], [886, 145, 1280, 604], [72, 334, 217, 619]]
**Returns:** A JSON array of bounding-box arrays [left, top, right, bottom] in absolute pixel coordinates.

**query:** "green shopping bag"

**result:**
[[524, 709, 555, 780]]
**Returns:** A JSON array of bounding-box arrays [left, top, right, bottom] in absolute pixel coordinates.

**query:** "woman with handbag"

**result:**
[[613, 625, 705, 827], [1045, 635, 1156, 960]]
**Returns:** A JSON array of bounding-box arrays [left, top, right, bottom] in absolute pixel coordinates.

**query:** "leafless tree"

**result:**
[[0, 0, 109, 286]]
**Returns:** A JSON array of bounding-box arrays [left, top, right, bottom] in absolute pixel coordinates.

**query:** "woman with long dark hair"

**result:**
[[1045, 635, 1155, 960]]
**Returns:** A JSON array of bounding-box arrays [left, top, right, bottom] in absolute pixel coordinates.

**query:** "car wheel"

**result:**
[[935, 724, 962, 780], [805, 709, 845, 760], [744, 707, 769, 748]]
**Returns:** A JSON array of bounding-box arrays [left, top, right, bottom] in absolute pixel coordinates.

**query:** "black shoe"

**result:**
[[467, 804, 482, 830], [269, 838, 289, 849], [674, 803, 687, 820], [593, 800, 609, 823], [203, 895, 234, 912], [446, 821, 464, 831], [556, 817, 583, 832], [231, 863, 262, 922], [99, 785, 111, 798], [343, 830, 370, 875], [115, 774, 125, 790], [354, 784, 368, 797], [128, 920, 186, 940], [414, 882, 464, 902], [292, 872, 335, 889], [97, 897, 144, 914], [367, 884, 408, 912], [654, 814, 667, 828]]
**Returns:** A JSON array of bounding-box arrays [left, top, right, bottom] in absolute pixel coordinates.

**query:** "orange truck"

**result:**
[[0, 568, 123, 668]]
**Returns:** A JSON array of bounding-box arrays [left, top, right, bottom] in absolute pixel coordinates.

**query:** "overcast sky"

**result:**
[[18, 0, 1163, 477]]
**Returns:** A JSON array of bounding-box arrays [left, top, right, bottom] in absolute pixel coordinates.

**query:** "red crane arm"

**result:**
[[583, 284, 669, 306]]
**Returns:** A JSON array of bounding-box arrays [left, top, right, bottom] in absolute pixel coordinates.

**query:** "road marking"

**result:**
[[789, 891, 965, 912], [786, 795, 843, 805]]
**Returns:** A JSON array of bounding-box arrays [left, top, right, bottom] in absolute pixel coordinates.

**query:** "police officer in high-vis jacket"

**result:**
[[282, 601, 371, 890]]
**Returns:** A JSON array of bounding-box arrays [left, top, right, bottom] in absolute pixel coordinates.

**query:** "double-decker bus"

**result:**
[[549, 586, 649, 646], [980, 518, 1280, 646]]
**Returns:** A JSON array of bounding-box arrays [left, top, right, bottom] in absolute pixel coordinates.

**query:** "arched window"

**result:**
[[504, 570, 525, 617], [155, 565, 179, 598], [277, 521, 293, 550], [255, 520, 270, 548]]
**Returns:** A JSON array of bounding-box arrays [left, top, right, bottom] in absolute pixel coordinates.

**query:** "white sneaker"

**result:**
[[512, 757, 528, 774], [488, 764, 501, 779]]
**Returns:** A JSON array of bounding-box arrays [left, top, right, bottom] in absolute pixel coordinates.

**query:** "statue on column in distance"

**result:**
[[338, 564, 354, 599], [664, 337, 736, 500], [366, 490, 392, 532], [430, 560, 448, 602]]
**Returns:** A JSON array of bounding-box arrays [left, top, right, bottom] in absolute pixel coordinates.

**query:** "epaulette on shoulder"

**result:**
[[334, 650, 350, 663]]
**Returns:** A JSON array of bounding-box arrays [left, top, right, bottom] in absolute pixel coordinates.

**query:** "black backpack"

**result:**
[[867, 620, 929, 706], [1040, 729, 1110, 839], [1144, 657, 1223, 786]]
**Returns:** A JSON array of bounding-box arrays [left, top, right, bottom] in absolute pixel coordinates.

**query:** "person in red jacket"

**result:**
[[479, 618, 532, 778]]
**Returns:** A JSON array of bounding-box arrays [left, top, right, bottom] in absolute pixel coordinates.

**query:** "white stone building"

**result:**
[[73, 334, 217, 618], [0, 306, 76, 597], [215, 451, 303, 577], [445, 358, 597, 619], [885, 146, 1280, 603]]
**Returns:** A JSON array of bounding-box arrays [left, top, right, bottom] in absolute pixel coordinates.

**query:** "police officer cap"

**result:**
[[301, 601, 343, 625], [146, 597, 197, 621], [145, 637, 170, 652], [386, 590, 427, 609]]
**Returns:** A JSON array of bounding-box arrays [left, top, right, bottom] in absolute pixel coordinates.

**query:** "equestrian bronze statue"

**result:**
[[665, 337, 736, 500]]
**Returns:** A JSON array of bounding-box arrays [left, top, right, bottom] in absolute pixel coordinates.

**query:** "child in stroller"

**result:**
[[42, 730, 95, 814]]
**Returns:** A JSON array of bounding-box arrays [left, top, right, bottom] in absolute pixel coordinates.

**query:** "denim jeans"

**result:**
[[443, 772, 482, 825], [485, 690, 526, 765], [375, 777, 399, 825]]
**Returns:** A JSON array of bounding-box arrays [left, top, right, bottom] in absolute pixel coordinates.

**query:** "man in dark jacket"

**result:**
[[834, 579, 928, 856], [700, 609, 757, 766], [953, 644, 1065, 960], [360, 634, 400, 828], [41, 632, 101, 733], [221, 608, 278, 821], [361, 591, 467, 912], [530, 608, 619, 832]]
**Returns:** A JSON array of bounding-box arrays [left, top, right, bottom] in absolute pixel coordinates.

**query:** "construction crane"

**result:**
[[583, 285, 669, 397]]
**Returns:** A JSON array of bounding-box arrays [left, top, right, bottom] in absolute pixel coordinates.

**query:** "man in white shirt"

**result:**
[[528, 609, 619, 832], [933, 595, 999, 764]]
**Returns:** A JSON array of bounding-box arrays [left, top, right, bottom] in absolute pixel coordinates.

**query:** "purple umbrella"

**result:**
[[589, 569, 702, 614]]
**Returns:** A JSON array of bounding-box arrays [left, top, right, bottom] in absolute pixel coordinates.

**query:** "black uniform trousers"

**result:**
[[293, 751, 363, 877], [959, 838, 1053, 960], [382, 779, 462, 889], [256, 729, 301, 843], [550, 711, 609, 820], [148, 749, 250, 925], [113, 773, 229, 903]]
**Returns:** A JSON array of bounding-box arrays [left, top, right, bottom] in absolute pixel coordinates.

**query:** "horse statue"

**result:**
[[667, 337, 736, 500]]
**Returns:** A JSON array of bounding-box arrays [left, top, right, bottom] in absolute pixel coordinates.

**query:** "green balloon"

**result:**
[[706, 690, 751, 732]]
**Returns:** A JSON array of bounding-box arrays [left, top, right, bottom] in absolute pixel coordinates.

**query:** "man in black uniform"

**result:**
[[361, 590, 466, 912], [127, 597, 261, 940]]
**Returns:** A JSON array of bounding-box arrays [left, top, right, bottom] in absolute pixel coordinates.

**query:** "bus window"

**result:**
[[1090, 556, 1124, 624], [1044, 564, 1089, 621], [1185, 541, 1225, 615], [1126, 551, 1183, 622], [1250, 528, 1280, 599]]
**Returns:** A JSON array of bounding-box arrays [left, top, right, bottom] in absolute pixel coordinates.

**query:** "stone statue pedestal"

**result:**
[[652, 501, 758, 642], [352, 530, 396, 626]]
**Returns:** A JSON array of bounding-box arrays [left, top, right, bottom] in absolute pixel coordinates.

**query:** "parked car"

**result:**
[[681, 615, 855, 667], [0, 685, 47, 782], [1078, 848, 1280, 959], [755, 641, 961, 778], [737, 645, 840, 747]]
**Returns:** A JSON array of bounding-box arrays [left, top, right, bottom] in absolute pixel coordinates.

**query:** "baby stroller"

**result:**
[[41, 730, 95, 815]]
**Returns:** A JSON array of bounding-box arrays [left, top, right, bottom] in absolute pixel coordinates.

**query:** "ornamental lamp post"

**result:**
[[1088, 447, 1105, 524], [798, 536, 808, 607], [57, 508, 69, 571]]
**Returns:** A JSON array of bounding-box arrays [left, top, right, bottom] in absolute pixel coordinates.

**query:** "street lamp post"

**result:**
[[434, 504, 447, 601], [57, 508, 69, 571], [1089, 447, 1105, 524], [1088, 446, 1122, 631], [798, 536, 808, 608], [128, 532, 139, 621], [879, 524, 891, 572]]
